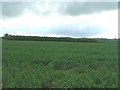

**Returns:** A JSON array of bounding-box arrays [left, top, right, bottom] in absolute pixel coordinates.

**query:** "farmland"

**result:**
[[2, 39, 118, 88]]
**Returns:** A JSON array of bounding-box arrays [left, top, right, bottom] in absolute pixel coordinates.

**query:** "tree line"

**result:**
[[2, 33, 98, 43]]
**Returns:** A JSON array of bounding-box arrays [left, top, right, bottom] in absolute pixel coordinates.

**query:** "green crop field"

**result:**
[[2, 39, 118, 88]]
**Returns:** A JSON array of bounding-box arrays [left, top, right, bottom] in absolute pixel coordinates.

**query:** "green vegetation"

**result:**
[[2, 39, 118, 88], [3, 34, 98, 43]]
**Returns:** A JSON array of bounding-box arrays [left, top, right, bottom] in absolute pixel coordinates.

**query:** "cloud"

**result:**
[[2, 1, 61, 18], [1, 1, 118, 18], [59, 2, 118, 16], [0, 1, 118, 39], [2, 2, 32, 18], [47, 24, 104, 38], [0, 2, 2, 18]]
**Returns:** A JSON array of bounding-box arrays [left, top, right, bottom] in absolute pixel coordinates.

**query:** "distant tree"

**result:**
[[3, 33, 11, 39], [4, 33, 9, 38]]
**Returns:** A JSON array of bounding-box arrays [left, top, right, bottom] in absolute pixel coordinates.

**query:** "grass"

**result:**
[[2, 40, 118, 88]]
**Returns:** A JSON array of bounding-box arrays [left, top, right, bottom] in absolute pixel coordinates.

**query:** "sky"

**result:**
[[0, 0, 119, 39]]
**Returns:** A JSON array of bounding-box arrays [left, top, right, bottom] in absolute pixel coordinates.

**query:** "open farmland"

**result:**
[[2, 39, 118, 88]]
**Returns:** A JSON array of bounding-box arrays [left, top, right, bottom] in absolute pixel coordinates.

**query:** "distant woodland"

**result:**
[[2, 33, 102, 43]]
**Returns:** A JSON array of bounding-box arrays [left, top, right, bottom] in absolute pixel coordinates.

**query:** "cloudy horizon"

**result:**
[[0, 1, 119, 39]]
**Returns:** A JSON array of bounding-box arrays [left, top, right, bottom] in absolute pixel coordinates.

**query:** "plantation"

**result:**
[[2, 39, 118, 88]]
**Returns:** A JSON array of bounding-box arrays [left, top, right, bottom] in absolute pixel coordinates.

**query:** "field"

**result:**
[[2, 39, 118, 88]]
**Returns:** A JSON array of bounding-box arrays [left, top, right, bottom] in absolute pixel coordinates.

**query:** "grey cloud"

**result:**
[[18, 23, 104, 38], [46, 24, 104, 37], [1, 2, 118, 18], [58, 2, 118, 16], [0, 2, 2, 18], [29, 2, 60, 16], [2, 2, 32, 18], [1, 1, 59, 18]]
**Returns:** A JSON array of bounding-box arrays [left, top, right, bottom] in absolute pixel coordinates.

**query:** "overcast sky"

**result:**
[[0, 0, 119, 38]]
